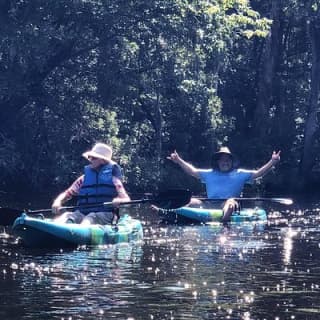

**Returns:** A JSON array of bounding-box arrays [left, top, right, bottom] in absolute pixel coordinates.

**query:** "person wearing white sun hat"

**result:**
[[82, 143, 113, 162], [52, 142, 130, 225]]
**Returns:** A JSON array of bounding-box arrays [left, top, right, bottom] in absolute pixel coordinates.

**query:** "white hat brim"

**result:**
[[82, 151, 111, 162]]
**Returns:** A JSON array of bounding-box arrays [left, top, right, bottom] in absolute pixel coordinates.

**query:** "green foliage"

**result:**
[[0, 0, 318, 198]]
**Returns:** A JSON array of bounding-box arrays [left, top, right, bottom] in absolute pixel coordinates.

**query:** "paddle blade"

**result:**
[[240, 197, 294, 205], [0, 207, 23, 226], [270, 198, 293, 205], [152, 189, 191, 209]]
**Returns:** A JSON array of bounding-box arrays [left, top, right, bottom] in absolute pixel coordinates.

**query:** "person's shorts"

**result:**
[[60, 210, 85, 223], [82, 211, 114, 224], [60, 210, 114, 224]]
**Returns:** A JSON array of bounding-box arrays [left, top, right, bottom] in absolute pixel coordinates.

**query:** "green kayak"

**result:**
[[158, 206, 267, 224], [12, 213, 143, 248]]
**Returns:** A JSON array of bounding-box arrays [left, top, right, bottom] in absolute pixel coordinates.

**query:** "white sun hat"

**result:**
[[82, 143, 113, 162]]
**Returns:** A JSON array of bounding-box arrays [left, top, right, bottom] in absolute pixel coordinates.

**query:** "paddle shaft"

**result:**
[[0, 203, 125, 226], [28, 199, 161, 214], [0, 189, 192, 226], [28, 196, 188, 214], [196, 197, 293, 205]]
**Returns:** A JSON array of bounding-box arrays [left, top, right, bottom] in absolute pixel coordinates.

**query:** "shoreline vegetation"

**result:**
[[0, 1, 319, 198]]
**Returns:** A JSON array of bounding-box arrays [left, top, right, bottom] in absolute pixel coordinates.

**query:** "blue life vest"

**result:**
[[77, 163, 122, 213]]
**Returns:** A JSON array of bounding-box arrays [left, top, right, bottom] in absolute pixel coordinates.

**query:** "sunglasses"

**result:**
[[88, 156, 99, 161]]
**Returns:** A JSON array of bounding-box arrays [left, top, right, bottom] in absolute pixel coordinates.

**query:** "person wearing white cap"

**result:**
[[52, 143, 130, 225], [166, 147, 280, 223]]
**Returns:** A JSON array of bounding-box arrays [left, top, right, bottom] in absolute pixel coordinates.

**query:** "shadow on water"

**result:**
[[0, 201, 320, 319]]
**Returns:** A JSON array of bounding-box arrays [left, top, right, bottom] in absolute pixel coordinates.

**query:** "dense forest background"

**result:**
[[0, 0, 319, 203]]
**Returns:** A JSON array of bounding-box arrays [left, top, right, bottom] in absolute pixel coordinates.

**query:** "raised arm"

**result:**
[[252, 151, 281, 179], [167, 150, 200, 179]]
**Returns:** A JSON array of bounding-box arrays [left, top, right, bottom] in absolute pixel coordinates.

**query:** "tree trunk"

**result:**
[[300, 16, 320, 181], [253, 0, 281, 138], [154, 89, 163, 182]]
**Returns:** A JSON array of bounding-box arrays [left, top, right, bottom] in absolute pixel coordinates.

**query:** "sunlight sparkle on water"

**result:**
[[0, 231, 10, 239], [219, 235, 228, 244], [283, 228, 299, 265], [10, 263, 18, 270]]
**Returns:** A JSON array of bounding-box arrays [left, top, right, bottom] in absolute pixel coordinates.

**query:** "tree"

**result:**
[[300, 1, 320, 185]]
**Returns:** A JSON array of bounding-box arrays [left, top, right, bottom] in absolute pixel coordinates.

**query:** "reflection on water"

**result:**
[[1, 242, 144, 319], [1, 202, 320, 319], [282, 228, 298, 265]]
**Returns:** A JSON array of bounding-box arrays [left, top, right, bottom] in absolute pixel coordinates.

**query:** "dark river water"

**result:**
[[1, 200, 320, 320]]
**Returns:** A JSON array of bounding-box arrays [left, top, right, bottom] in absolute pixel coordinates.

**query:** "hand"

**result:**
[[52, 200, 62, 215], [167, 150, 181, 164], [150, 204, 160, 212], [112, 198, 122, 208], [271, 150, 281, 164]]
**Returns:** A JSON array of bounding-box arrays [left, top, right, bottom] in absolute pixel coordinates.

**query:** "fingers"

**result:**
[[52, 200, 62, 215], [150, 204, 159, 212], [112, 198, 121, 208], [167, 150, 179, 161], [52, 206, 60, 215], [271, 150, 281, 163]]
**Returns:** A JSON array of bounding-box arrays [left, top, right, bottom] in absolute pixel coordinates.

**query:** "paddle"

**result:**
[[195, 197, 293, 205], [0, 189, 192, 226]]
